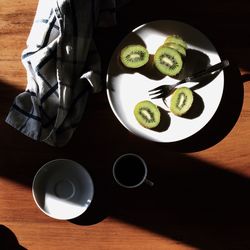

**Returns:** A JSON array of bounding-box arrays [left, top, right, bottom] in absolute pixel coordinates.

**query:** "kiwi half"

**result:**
[[120, 44, 149, 68], [170, 87, 193, 116], [134, 100, 160, 129], [164, 42, 186, 57], [164, 35, 187, 50], [154, 46, 183, 76]]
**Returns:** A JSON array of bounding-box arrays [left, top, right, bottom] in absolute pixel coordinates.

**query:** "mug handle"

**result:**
[[144, 178, 154, 187]]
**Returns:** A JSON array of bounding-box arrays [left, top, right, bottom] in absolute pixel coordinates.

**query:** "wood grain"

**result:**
[[0, 0, 250, 249]]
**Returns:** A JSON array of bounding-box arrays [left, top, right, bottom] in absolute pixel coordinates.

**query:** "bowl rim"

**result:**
[[32, 158, 94, 220]]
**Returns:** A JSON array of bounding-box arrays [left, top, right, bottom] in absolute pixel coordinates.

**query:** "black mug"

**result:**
[[112, 153, 154, 188]]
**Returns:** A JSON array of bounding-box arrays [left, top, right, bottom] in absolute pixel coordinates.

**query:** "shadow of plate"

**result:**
[[165, 61, 244, 152]]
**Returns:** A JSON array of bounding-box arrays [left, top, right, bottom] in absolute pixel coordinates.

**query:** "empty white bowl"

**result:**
[[32, 159, 94, 220]]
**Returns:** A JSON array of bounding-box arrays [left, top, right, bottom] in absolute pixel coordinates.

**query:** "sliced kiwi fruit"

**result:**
[[120, 44, 149, 68], [164, 42, 186, 57], [164, 35, 187, 50], [134, 100, 160, 129], [154, 46, 183, 76], [170, 87, 193, 116]]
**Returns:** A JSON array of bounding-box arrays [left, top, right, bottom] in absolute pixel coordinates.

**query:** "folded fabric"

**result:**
[[6, 0, 128, 147]]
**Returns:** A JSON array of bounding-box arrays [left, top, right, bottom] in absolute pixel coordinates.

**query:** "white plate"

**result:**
[[32, 159, 94, 220], [106, 20, 224, 142]]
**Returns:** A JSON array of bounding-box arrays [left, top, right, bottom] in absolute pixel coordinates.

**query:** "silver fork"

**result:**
[[148, 59, 230, 99]]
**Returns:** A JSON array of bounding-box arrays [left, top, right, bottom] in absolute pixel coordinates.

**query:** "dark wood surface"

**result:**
[[1, 0, 250, 249]]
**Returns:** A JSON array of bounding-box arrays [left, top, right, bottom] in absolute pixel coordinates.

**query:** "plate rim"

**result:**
[[106, 19, 224, 143]]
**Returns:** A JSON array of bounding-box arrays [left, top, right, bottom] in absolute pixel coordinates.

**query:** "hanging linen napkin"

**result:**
[[6, 0, 128, 147]]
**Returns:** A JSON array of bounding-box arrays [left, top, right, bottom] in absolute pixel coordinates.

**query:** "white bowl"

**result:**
[[32, 159, 94, 220]]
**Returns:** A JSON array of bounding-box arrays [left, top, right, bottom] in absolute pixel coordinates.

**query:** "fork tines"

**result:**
[[148, 89, 162, 96], [148, 87, 167, 99], [150, 93, 166, 99], [148, 85, 164, 92]]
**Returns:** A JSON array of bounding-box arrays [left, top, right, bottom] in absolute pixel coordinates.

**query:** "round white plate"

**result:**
[[106, 20, 224, 142], [32, 159, 94, 220]]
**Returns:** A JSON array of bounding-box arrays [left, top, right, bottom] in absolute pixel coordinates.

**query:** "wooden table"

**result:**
[[1, 0, 250, 249]]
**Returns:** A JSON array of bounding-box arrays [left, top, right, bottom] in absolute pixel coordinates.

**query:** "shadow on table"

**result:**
[[69, 60, 247, 230], [0, 225, 27, 250], [241, 74, 250, 84], [71, 152, 250, 249], [70, 169, 112, 225], [109, 155, 250, 250]]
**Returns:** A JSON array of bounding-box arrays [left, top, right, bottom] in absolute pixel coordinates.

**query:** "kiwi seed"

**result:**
[[134, 100, 160, 129], [120, 44, 149, 68], [154, 46, 183, 76], [170, 87, 193, 116]]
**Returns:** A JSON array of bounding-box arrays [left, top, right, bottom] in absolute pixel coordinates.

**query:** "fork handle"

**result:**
[[185, 59, 230, 82]]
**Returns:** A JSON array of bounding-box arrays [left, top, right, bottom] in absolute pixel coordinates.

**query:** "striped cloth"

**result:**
[[6, 0, 128, 147]]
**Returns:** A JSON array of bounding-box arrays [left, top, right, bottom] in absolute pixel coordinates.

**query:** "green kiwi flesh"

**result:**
[[134, 100, 160, 128], [154, 46, 183, 76], [170, 87, 193, 116], [164, 42, 186, 57], [165, 35, 187, 49], [120, 44, 149, 68]]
